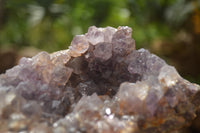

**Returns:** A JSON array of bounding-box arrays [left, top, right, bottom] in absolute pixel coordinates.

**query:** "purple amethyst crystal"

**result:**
[[112, 26, 135, 56], [0, 26, 200, 133], [93, 42, 112, 61]]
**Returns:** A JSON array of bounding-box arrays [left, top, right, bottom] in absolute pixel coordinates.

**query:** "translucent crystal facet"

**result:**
[[69, 35, 89, 57], [93, 42, 112, 61]]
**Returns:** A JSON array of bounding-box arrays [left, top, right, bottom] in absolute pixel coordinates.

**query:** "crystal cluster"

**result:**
[[0, 26, 200, 133]]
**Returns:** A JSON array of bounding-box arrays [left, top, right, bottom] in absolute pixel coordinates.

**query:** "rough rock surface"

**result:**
[[0, 26, 200, 133]]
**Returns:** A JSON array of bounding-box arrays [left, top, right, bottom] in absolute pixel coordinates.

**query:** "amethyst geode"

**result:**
[[0, 26, 200, 133]]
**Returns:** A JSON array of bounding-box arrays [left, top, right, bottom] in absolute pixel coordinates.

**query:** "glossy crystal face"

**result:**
[[0, 26, 199, 133]]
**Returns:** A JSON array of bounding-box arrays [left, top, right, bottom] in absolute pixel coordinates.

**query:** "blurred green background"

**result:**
[[0, 0, 200, 84]]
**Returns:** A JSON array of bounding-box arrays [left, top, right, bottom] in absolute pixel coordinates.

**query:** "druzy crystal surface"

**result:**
[[0, 26, 200, 133]]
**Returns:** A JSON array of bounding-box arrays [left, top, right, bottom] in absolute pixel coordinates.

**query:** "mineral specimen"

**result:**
[[0, 26, 200, 133]]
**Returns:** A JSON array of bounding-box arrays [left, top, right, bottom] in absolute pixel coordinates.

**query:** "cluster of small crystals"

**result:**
[[0, 26, 200, 133]]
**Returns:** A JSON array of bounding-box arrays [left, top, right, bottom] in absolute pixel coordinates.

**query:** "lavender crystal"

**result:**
[[0, 26, 200, 133]]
